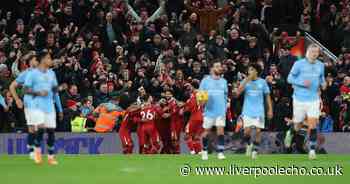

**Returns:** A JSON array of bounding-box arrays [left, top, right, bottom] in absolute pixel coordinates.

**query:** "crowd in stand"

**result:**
[[0, 0, 350, 133]]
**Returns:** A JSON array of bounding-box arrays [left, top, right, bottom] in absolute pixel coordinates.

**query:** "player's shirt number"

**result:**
[[141, 110, 155, 121]]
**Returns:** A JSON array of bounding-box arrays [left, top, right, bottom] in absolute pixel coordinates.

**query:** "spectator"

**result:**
[[94, 82, 110, 107], [61, 84, 82, 108], [59, 100, 80, 132], [184, 0, 232, 34], [340, 76, 350, 94]]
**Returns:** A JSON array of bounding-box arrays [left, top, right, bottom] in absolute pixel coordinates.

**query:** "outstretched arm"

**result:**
[[124, 0, 142, 22], [146, 0, 166, 24]]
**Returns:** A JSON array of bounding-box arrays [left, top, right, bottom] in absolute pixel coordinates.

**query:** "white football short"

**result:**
[[24, 108, 35, 125], [242, 116, 265, 129], [203, 116, 225, 129], [293, 99, 320, 123], [27, 109, 57, 128]]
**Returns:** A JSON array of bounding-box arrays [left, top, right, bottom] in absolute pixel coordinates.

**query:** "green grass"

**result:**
[[0, 154, 349, 184]]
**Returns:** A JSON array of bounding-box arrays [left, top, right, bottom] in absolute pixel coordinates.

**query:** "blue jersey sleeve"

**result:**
[[24, 70, 34, 89], [52, 70, 59, 87], [199, 77, 208, 91], [263, 80, 270, 95], [15, 71, 27, 85], [0, 95, 7, 108], [287, 61, 306, 87]]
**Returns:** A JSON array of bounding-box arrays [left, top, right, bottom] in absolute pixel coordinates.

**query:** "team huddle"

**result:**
[[10, 43, 325, 164]]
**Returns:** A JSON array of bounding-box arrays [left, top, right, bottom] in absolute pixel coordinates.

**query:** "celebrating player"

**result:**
[[199, 61, 228, 160], [236, 63, 273, 159], [23, 50, 63, 165], [119, 104, 140, 154], [164, 90, 184, 154], [9, 52, 38, 160], [287, 44, 326, 160], [184, 82, 203, 154], [137, 95, 161, 154]]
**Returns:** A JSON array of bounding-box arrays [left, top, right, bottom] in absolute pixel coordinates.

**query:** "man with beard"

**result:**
[[287, 44, 326, 160], [199, 61, 228, 160]]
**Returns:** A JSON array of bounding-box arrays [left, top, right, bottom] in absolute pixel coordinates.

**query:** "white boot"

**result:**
[[201, 150, 208, 160], [29, 151, 35, 160], [251, 150, 258, 160], [246, 144, 253, 157], [308, 150, 316, 160], [217, 152, 226, 160]]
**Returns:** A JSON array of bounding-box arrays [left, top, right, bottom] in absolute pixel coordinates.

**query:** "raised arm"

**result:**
[[124, 0, 142, 22], [146, 0, 166, 24], [236, 78, 251, 97]]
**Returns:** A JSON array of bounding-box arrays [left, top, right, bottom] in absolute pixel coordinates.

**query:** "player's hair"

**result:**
[[36, 49, 50, 62], [249, 63, 263, 76], [27, 54, 36, 63], [306, 43, 320, 52], [191, 81, 200, 89], [210, 59, 222, 68], [305, 43, 320, 59], [143, 94, 152, 103], [22, 52, 36, 66]]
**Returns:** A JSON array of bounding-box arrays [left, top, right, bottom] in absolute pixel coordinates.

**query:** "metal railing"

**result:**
[[304, 32, 338, 62]]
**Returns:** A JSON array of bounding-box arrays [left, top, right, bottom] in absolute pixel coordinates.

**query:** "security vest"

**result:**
[[71, 117, 87, 132], [94, 106, 124, 132]]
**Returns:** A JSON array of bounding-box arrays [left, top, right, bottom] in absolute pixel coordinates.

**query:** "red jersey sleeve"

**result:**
[[185, 93, 197, 113]]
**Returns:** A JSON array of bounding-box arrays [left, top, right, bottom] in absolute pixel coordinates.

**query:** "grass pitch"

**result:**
[[0, 154, 349, 184]]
